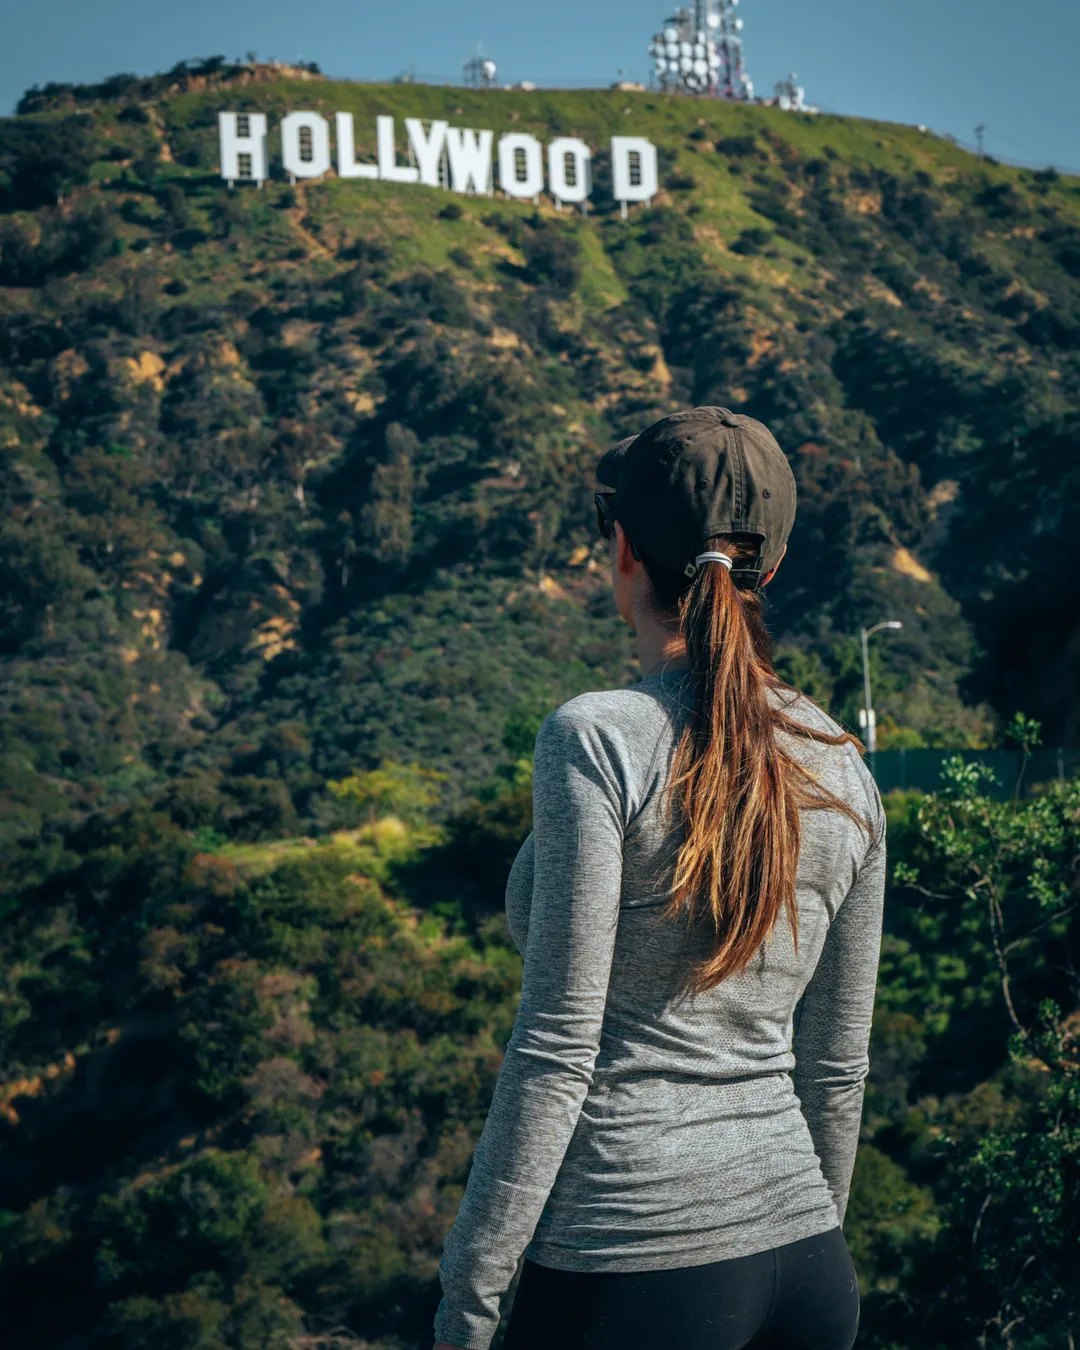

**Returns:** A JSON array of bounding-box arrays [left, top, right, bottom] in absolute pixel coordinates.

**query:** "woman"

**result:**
[[432, 407, 886, 1350]]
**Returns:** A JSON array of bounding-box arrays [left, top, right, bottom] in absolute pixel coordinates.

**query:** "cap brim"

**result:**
[[596, 435, 638, 487]]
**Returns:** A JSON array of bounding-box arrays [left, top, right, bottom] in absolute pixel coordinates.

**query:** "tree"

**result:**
[[156, 183, 190, 242], [211, 191, 245, 239], [0, 116, 97, 208], [515, 217, 583, 295], [858, 740, 1080, 1349], [944, 1004, 1080, 1348], [360, 422, 417, 567], [133, 145, 160, 188], [327, 759, 447, 827]]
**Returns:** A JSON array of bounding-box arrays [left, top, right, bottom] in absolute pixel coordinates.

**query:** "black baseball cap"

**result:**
[[596, 407, 797, 589]]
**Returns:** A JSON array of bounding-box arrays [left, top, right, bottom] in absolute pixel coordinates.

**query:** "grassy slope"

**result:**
[[2, 73, 1080, 1350], [3, 76, 1080, 844]]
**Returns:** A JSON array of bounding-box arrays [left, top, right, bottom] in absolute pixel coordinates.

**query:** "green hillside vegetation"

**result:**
[[4, 69, 1080, 843], [2, 745, 1077, 1349], [1, 64, 1079, 1349]]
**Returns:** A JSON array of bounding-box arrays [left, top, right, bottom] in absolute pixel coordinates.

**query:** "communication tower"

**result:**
[[463, 50, 499, 88], [648, 0, 753, 100], [767, 72, 817, 113]]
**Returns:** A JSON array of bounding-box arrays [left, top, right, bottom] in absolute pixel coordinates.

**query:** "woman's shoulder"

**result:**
[[770, 685, 884, 832], [768, 684, 847, 738], [534, 680, 683, 786], [541, 677, 685, 739]]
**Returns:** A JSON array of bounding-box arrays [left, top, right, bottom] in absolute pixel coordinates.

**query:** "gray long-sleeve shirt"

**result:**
[[434, 669, 886, 1349]]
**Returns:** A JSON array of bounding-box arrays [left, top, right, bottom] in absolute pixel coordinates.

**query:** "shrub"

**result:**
[[730, 226, 773, 255], [156, 183, 190, 239], [387, 269, 473, 327], [0, 201, 116, 285], [513, 218, 582, 295], [715, 134, 759, 158], [664, 171, 697, 191], [0, 115, 98, 209]]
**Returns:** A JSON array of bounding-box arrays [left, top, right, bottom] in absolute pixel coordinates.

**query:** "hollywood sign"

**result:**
[[218, 111, 659, 215]]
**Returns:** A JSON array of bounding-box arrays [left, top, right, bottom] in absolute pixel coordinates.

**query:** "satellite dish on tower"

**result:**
[[462, 46, 498, 87], [649, 1, 753, 101]]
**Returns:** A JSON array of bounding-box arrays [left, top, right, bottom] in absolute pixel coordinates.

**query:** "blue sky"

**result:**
[[5, 0, 1078, 173]]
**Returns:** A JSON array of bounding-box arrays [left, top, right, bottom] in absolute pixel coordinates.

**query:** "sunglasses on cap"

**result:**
[[594, 492, 641, 561]]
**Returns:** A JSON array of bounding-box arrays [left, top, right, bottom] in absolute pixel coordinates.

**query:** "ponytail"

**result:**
[[642, 536, 865, 994]]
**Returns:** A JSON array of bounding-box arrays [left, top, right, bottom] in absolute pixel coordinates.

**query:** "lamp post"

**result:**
[[860, 621, 903, 754]]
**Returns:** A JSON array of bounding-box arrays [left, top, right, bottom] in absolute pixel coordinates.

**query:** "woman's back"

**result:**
[[434, 408, 887, 1350], [435, 669, 885, 1342]]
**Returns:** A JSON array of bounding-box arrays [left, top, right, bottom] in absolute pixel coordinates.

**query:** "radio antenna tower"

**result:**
[[463, 44, 498, 88], [648, 0, 753, 100]]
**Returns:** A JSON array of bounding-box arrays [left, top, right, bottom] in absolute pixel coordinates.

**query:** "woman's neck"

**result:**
[[636, 613, 689, 680]]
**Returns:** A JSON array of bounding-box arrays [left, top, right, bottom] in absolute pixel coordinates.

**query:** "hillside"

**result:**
[[3, 70, 1080, 847], [2, 64, 1080, 1350], [1, 751, 1077, 1350]]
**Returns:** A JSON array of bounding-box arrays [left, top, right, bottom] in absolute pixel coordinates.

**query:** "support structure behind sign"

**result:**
[[611, 136, 658, 217], [498, 133, 544, 201], [281, 112, 331, 182], [335, 113, 379, 178], [548, 138, 592, 213], [219, 112, 268, 187]]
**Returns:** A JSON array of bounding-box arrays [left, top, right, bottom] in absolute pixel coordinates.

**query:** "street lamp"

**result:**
[[860, 620, 903, 754]]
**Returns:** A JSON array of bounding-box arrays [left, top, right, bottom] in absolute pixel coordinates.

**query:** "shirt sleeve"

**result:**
[[792, 794, 886, 1227], [433, 704, 626, 1350]]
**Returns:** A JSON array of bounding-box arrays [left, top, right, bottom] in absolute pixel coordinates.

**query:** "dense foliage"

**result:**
[[4, 71, 1080, 854], [2, 740, 1077, 1348], [1, 64, 1079, 1349], [856, 738, 1080, 1348]]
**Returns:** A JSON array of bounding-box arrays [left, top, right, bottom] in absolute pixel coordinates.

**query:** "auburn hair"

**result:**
[[640, 535, 868, 995]]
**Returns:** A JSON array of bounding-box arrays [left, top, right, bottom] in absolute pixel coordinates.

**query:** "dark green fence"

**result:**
[[869, 748, 1080, 798]]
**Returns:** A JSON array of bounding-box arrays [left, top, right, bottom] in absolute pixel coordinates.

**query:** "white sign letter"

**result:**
[[547, 137, 592, 206], [405, 118, 449, 188], [218, 111, 268, 184], [445, 126, 493, 195], [377, 116, 419, 184], [497, 133, 544, 200], [611, 136, 658, 210], [336, 112, 378, 179], [281, 111, 331, 180]]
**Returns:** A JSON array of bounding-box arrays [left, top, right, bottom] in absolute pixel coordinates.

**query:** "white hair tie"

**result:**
[[695, 552, 733, 571]]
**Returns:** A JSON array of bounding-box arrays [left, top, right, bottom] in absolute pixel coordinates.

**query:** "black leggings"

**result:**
[[502, 1226, 859, 1350]]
